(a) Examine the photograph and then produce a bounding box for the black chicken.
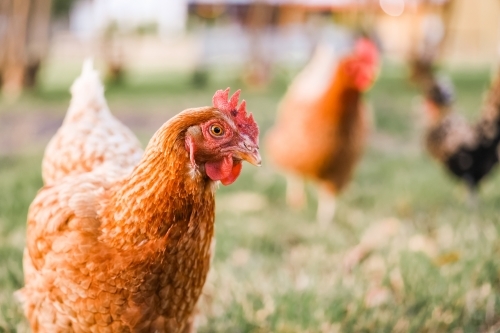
[423,71,500,202]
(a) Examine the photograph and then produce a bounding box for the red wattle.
[205,156,243,185]
[221,161,242,185]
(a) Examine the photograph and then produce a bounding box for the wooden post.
[2,0,31,99]
[25,0,53,88]
[0,0,53,99]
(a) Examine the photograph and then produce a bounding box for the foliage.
[51,0,78,18]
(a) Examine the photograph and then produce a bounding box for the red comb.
[212,88,259,143]
[355,38,379,65]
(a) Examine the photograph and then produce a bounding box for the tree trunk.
[1,0,31,99]
[25,0,53,88]
[0,0,52,99]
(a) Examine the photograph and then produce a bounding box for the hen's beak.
[234,144,261,167]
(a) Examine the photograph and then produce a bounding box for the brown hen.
[266,37,379,224]
[18,88,260,333]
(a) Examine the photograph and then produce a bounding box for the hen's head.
[423,76,455,122]
[185,88,260,185]
[342,38,379,91]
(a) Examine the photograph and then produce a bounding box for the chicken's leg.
[286,174,306,209]
[316,186,337,226]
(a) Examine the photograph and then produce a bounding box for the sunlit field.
[1,63,499,332]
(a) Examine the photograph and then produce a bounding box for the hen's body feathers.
[20,83,260,332]
[42,60,143,185]
[22,113,215,333]
[426,114,500,190]
[424,70,500,192]
[268,83,367,193]
[266,38,378,223]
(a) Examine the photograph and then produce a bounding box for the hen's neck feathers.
[292,64,363,136]
[330,64,360,93]
[99,107,218,249]
[288,44,339,102]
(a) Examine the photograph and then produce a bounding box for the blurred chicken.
[423,70,500,203]
[265,37,379,224]
[18,88,261,333]
[42,59,143,185]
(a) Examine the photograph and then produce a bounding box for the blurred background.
[2,0,500,332]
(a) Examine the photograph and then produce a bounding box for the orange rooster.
[42,59,143,185]
[18,88,260,333]
[266,37,379,224]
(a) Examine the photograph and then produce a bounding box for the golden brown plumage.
[42,59,143,185]
[265,37,379,224]
[18,87,260,333]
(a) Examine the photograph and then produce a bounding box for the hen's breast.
[22,168,216,333]
[111,190,216,332]
[266,88,366,191]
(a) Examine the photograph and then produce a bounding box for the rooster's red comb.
[212,88,259,143]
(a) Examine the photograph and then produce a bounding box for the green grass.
[1,62,500,332]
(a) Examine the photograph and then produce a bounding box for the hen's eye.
[210,124,224,137]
